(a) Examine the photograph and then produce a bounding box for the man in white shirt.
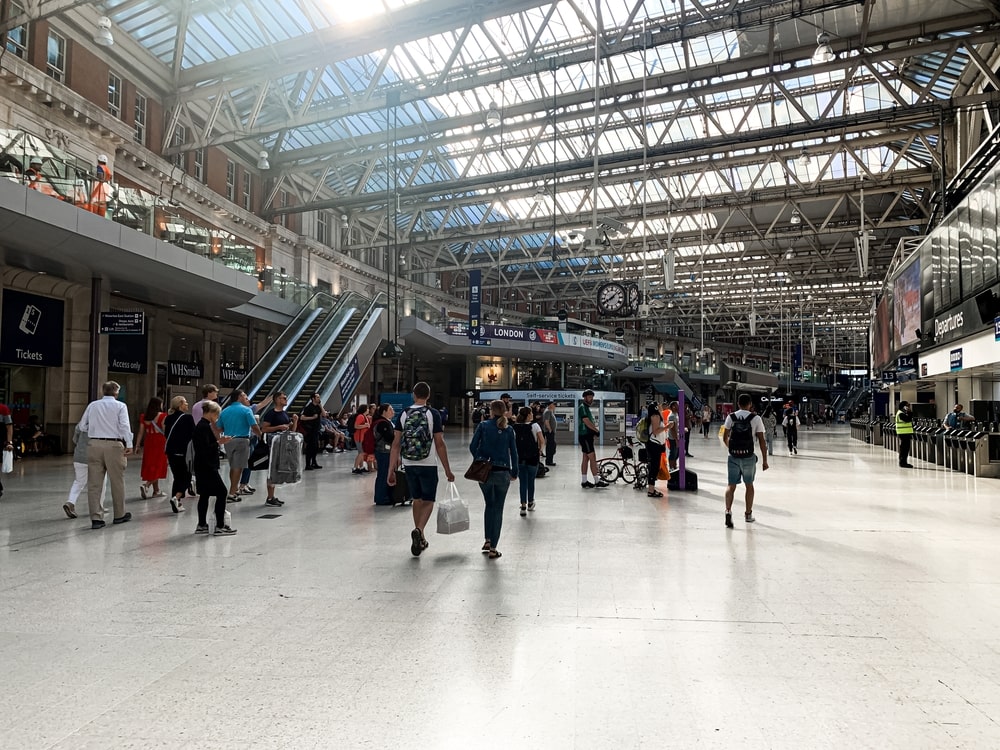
[722,393,768,529]
[79,381,134,529]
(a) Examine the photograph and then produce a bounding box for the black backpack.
[513,422,540,466]
[728,413,756,457]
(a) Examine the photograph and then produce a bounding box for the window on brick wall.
[225,160,235,201]
[242,172,251,211]
[134,92,147,145]
[107,72,122,118]
[6,3,27,58]
[46,31,66,83]
[193,148,204,182]
[170,125,186,169]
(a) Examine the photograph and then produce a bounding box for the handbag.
[436,483,470,534]
[464,459,492,483]
[2,447,12,473]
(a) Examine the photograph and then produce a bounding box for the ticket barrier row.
[940,427,997,476]
[911,422,945,466]
[853,417,1000,477]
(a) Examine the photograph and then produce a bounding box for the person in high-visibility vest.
[89,154,113,216]
[895,400,914,468]
[25,159,62,200]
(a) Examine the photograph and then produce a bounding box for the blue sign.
[950,348,963,372]
[0,289,65,367]
[882,371,897,384]
[469,338,491,347]
[468,269,481,339]
[995,315,1000,342]
[793,343,802,381]
[338,355,360,402]
[897,354,917,371]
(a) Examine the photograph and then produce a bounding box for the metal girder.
[165,9,996,156]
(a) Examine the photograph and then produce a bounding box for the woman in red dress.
[135,397,168,499]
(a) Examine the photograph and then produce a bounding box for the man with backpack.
[722,393,768,528]
[388,382,455,556]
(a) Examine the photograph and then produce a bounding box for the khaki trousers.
[88,440,126,521]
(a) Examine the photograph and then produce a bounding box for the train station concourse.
[2,0,1000,747]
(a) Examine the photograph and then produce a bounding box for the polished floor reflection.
[2,425,999,749]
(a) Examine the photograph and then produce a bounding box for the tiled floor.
[2,425,1000,749]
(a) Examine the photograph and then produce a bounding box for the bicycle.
[597,436,648,485]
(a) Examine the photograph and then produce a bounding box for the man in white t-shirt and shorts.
[388,381,455,557]
[722,393,769,528]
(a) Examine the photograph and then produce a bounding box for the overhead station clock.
[596,281,642,317]
[597,282,627,315]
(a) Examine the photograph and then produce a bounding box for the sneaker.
[139,484,149,500]
[63,502,77,519]
[527,501,536,511]
[520,504,527,517]
[265,497,282,507]
[745,513,755,523]
[792,447,797,455]
[151,491,166,498]
[214,525,237,536]
[237,485,255,495]
[410,528,424,557]
[595,479,609,488]
[226,495,241,504]
[581,481,595,489]
[725,513,734,529]
[170,497,185,513]
[194,525,210,535]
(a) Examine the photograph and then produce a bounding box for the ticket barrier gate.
[912,422,931,462]
[942,429,962,472]
[931,426,947,466]
[882,422,897,453]
[977,434,1000,478]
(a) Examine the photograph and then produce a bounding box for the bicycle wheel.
[620,462,637,484]
[598,460,620,483]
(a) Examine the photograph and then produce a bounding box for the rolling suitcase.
[391,468,411,506]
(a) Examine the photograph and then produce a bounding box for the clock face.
[625,283,640,313]
[597,282,626,315]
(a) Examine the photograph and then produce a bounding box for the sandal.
[482,540,491,553]
[647,489,664,498]
[488,549,502,559]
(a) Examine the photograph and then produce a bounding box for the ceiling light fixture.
[532,186,547,205]
[485,101,501,128]
[812,32,835,64]
[797,148,811,168]
[256,150,270,170]
[790,208,801,225]
[93,16,114,47]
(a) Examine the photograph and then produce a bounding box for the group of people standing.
[66,382,323,536]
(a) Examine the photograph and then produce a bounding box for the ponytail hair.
[490,399,508,430]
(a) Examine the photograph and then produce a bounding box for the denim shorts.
[404,465,439,502]
[727,454,757,485]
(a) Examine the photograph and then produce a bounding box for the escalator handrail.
[279,291,383,406]
[238,291,340,399]
[310,295,387,404]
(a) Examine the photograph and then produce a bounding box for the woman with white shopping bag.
[468,400,518,559]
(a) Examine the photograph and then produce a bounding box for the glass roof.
[97,0,989,348]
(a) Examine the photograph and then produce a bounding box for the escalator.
[287,308,362,413]
[254,308,329,398]
[239,290,387,414]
